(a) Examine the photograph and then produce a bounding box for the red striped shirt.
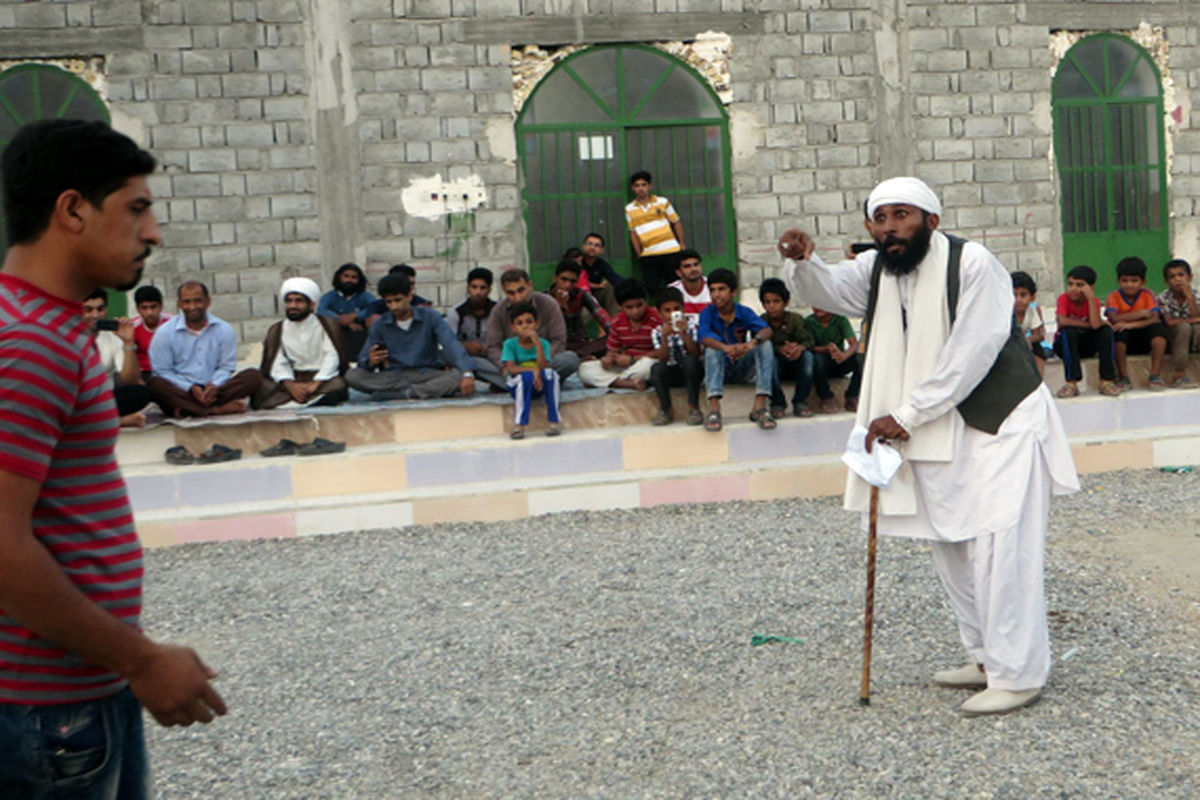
[606,308,663,358]
[0,273,142,705]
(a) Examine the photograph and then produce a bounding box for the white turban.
[866,177,942,219]
[280,277,321,305]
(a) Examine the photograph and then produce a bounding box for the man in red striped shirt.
[0,120,226,797]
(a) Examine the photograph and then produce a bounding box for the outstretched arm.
[778,229,874,318]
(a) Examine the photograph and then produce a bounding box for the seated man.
[805,307,862,413]
[131,284,170,380]
[253,278,349,409]
[359,263,433,328]
[345,272,477,400]
[82,288,151,427]
[579,232,621,315]
[545,260,610,357]
[147,281,263,417]
[445,267,502,390]
[317,262,375,360]
[698,268,777,432]
[481,268,581,388]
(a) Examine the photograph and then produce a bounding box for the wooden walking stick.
[860,484,879,706]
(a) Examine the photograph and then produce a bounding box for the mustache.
[136,248,153,262]
[882,235,907,249]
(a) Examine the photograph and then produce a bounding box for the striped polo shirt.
[625,195,682,256]
[0,273,142,705]
[606,307,663,357]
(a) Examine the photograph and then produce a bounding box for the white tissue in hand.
[841,425,903,488]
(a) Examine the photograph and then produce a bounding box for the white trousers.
[928,451,1051,691]
[577,355,656,389]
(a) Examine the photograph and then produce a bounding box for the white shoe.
[933,663,987,688]
[961,688,1041,716]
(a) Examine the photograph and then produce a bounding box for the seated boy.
[647,287,702,426]
[577,280,662,390]
[1157,258,1200,389]
[1106,256,1169,389]
[1012,270,1052,378]
[698,268,776,431]
[1053,264,1119,397]
[804,307,862,414]
[502,302,561,439]
[545,260,610,357]
[759,278,815,418]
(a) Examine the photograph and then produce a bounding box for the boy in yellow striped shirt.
[625,170,684,296]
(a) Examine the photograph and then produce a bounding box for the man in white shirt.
[667,248,712,325]
[252,278,348,409]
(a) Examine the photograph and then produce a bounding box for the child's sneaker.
[1148,374,1166,391]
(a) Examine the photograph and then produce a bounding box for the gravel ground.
[143,469,1200,799]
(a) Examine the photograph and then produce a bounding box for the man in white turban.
[778,177,1079,716]
[252,277,349,409]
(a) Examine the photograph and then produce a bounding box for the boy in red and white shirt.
[577,279,662,390]
[667,248,712,325]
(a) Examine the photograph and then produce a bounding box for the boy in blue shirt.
[502,302,562,439]
[698,268,777,431]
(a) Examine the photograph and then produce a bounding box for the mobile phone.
[671,311,684,325]
[95,319,120,331]
[849,242,877,255]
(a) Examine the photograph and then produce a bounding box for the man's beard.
[336,280,360,296]
[876,224,933,276]
[286,309,312,322]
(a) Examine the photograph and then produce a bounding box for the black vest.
[862,234,1041,435]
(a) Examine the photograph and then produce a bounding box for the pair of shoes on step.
[933,663,1041,716]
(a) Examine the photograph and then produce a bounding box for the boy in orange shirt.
[1105,256,1169,390]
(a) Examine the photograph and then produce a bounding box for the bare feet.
[211,399,248,416]
[119,411,147,428]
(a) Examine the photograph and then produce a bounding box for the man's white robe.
[782,234,1079,690]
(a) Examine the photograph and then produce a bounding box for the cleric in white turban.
[777,177,1079,716]
[252,277,350,409]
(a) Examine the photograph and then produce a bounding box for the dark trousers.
[649,354,702,411]
[252,371,348,409]
[813,352,862,400]
[113,384,151,416]
[771,350,815,408]
[147,368,263,417]
[638,253,678,298]
[1054,326,1116,382]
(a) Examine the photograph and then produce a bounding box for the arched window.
[0,64,111,261]
[1052,34,1168,294]
[516,45,735,287]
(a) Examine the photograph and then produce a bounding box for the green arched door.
[1052,34,1169,296]
[516,45,735,289]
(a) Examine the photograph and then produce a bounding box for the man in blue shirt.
[698,268,777,431]
[345,272,477,400]
[317,262,375,359]
[147,281,263,417]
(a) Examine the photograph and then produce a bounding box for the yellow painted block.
[1071,440,1154,474]
[392,405,505,442]
[292,453,407,497]
[749,465,846,500]
[623,429,729,471]
[136,521,177,548]
[412,491,529,525]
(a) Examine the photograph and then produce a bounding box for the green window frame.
[1052,34,1169,295]
[516,44,736,289]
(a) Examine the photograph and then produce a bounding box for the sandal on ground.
[546,424,561,437]
[1055,383,1080,398]
[164,445,195,465]
[510,427,525,440]
[197,443,242,464]
[770,405,787,419]
[651,410,671,426]
[298,437,346,456]
[260,438,300,457]
[1148,374,1166,391]
[1099,381,1122,397]
[749,408,777,430]
[794,404,814,418]
[820,397,840,414]
[686,408,704,426]
[704,410,722,432]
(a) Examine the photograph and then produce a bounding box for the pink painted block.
[176,513,297,544]
[640,475,750,508]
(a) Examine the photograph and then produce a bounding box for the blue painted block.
[728,417,853,461]
[176,464,292,507]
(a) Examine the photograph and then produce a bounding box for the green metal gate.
[516,45,735,289]
[1052,34,1169,296]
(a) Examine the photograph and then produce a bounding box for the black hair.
[758,277,790,304]
[1116,256,1147,279]
[707,268,738,292]
[676,248,702,267]
[84,288,108,304]
[629,170,652,186]
[657,287,684,308]
[1011,271,1037,294]
[554,260,582,277]
[1066,265,1097,286]
[389,263,417,278]
[2,119,157,246]
[1163,258,1192,279]
[561,247,583,262]
[614,279,647,305]
[508,301,537,323]
[583,232,605,246]
[134,285,163,305]
[333,262,367,290]
[467,267,493,286]
[178,280,210,299]
[378,272,413,298]
[500,268,531,286]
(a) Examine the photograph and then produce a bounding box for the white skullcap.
[280,277,321,305]
[866,177,942,219]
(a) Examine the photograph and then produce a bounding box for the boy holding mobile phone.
[647,287,702,425]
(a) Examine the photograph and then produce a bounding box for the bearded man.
[778,177,1079,716]
[317,262,375,358]
[253,278,349,409]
